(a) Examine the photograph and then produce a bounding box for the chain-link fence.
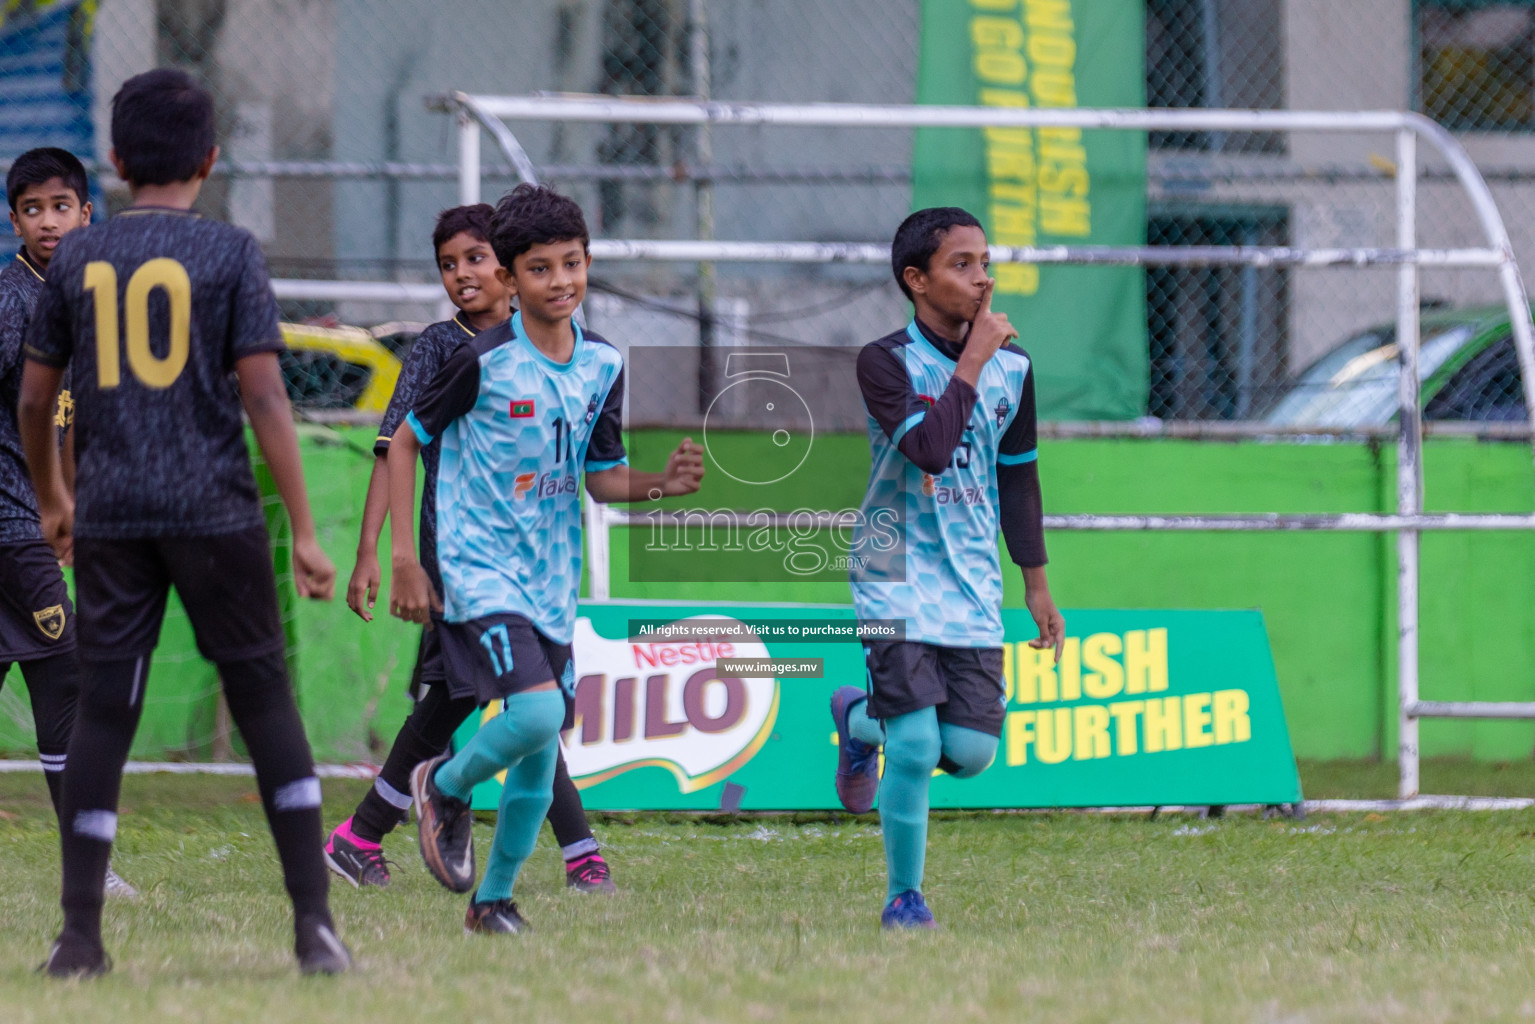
[5,0,1535,425]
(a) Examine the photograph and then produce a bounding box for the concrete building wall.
[330,0,915,262]
[90,0,335,271]
[326,0,913,341]
[90,0,156,175]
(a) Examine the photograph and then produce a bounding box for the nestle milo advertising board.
[456,602,1301,811]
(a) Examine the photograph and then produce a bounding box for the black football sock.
[20,652,80,821]
[351,684,476,844]
[219,652,330,923]
[59,656,146,943]
[547,747,598,859]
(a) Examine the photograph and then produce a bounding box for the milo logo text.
[561,618,780,792]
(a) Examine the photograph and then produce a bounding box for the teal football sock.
[475,730,560,903]
[434,689,565,805]
[878,708,942,903]
[938,723,998,778]
[846,694,885,749]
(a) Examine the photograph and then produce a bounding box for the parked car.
[278,322,409,413]
[1264,306,1529,427]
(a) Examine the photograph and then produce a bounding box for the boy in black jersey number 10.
[20,69,350,977]
[832,208,1064,929]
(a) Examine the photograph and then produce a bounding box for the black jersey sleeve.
[377,323,457,456]
[406,341,482,444]
[23,269,72,369]
[585,365,627,470]
[227,234,285,366]
[997,358,1046,568]
[856,342,978,476]
[0,277,29,374]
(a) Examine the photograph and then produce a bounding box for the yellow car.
[278,322,406,413]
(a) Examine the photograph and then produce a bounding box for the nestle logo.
[632,641,735,668]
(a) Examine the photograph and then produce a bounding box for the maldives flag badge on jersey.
[510,399,536,418]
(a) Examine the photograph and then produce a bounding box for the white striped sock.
[274,777,322,811]
[373,776,412,810]
[561,837,599,861]
[74,810,117,842]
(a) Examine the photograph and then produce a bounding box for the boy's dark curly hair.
[431,203,494,256]
[890,207,984,301]
[489,183,590,269]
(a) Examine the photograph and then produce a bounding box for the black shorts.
[407,624,446,699]
[73,526,285,663]
[437,613,573,707]
[0,540,76,661]
[863,641,1006,737]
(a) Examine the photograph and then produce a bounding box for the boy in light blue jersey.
[325,204,618,896]
[832,207,1066,930]
[389,184,703,934]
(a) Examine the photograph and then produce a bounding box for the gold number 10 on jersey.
[82,258,191,389]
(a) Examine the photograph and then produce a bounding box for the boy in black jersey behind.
[325,204,617,894]
[3,147,135,899]
[20,69,350,977]
[1,148,89,807]
[0,150,92,842]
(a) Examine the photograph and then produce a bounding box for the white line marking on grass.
[0,762,1529,813]
[0,760,378,778]
[1307,797,1535,811]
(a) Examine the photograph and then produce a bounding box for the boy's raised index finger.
[979,276,995,315]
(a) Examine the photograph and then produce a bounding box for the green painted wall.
[3,428,1533,763]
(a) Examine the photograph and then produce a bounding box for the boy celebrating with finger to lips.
[832,207,1065,930]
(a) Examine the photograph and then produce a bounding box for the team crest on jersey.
[33,605,65,641]
[54,390,74,429]
[510,399,535,418]
[916,393,936,410]
[994,396,1011,427]
[585,392,599,424]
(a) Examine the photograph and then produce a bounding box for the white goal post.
[439,92,1535,805]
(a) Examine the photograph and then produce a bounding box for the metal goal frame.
[436,93,1535,804]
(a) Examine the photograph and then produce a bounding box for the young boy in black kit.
[1,146,135,898]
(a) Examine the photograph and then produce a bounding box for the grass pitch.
[5,772,1535,1023]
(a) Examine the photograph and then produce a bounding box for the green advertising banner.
[458,603,1302,811]
[912,0,1148,419]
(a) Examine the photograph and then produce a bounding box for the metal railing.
[436,94,1535,805]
